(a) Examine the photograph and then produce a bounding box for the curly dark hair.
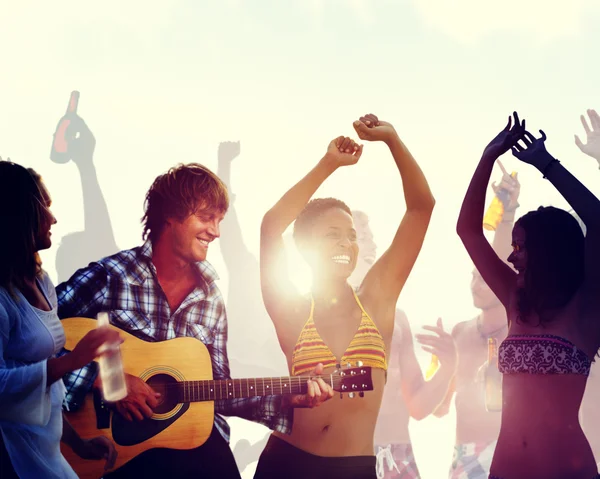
[292,197,353,246]
[515,206,585,325]
[0,160,46,293]
[142,163,229,243]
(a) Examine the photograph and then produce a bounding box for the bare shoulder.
[270,295,312,355]
[451,317,477,342]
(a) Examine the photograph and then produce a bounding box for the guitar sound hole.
[146,374,182,415]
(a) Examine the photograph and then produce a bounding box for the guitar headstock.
[332,363,373,397]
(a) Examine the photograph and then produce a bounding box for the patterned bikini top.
[291,290,387,376]
[498,334,591,376]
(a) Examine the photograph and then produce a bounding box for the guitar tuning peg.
[359,392,364,398]
[356,361,363,367]
[349,392,355,399]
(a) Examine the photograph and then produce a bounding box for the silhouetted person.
[457,111,600,479]
[53,116,118,283]
[217,141,287,379]
[349,210,456,479]
[217,141,289,474]
[434,165,520,478]
[575,108,600,469]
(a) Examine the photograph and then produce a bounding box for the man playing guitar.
[56,163,333,478]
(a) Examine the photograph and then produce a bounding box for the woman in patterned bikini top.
[457,111,600,479]
[498,334,592,376]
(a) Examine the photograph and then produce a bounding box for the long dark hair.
[516,206,585,325]
[0,160,46,293]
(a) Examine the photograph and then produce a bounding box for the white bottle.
[97,312,127,402]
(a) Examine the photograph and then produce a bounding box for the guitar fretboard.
[177,375,334,402]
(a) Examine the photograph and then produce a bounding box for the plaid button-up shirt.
[56,240,292,442]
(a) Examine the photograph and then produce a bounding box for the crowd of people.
[1,105,600,479]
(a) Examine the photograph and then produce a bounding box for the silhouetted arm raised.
[457,113,523,309]
[217,141,253,270]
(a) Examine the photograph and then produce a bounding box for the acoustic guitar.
[60,317,374,478]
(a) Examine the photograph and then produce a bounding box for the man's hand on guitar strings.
[111,374,161,421]
[283,363,334,409]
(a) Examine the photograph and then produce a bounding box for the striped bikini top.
[291,289,387,376]
[498,334,591,376]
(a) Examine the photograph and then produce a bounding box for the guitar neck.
[177,375,331,402]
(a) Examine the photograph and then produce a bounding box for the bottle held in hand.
[50,91,80,164]
[483,171,517,231]
[484,337,502,412]
[97,312,127,402]
[425,354,439,380]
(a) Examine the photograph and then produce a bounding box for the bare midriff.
[490,374,597,479]
[273,367,386,457]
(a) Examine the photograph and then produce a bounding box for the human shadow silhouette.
[50,94,118,282]
[217,141,288,474]
[217,140,287,379]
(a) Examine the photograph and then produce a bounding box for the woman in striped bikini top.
[257,114,435,477]
[291,290,388,376]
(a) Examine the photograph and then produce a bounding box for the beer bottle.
[484,337,502,412]
[483,171,517,231]
[425,354,439,380]
[50,91,80,164]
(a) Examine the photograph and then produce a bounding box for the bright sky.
[3,1,600,477]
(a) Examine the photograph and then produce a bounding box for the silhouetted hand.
[511,129,556,171]
[492,160,520,210]
[575,109,600,162]
[65,116,96,164]
[283,363,334,408]
[483,112,525,160]
[72,436,118,472]
[218,141,241,162]
[321,136,363,169]
[353,113,397,144]
[416,318,457,373]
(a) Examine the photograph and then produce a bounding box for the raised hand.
[575,109,600,162]
[323,136,363,169]
[415,318,457,372]
[483,112,525,160]
[511,129,555,171]
[65,116,96,164]
[218,141,241,162]
[492,160,520,210]
[352,113,397,144]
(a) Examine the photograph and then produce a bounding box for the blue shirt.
[0,273,77,478]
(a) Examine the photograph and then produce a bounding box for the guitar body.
[60,318,214,479]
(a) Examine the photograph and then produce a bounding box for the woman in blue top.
[0,160,121,478]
